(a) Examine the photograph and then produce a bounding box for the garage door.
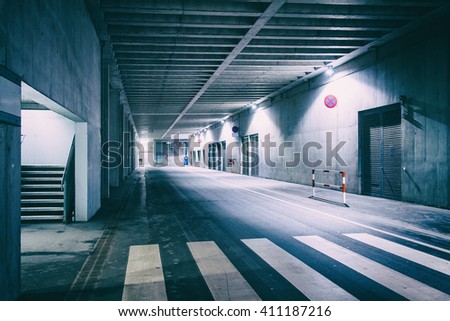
[361,104,402,200]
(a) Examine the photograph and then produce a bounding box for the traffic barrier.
[311,169,348,206]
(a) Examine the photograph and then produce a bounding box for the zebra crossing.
[187,241,261,301]
[242,238,356,301]
[295,236,449,301]
[122,245,167,301]
[122,233,450,301]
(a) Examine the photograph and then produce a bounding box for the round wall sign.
[324,95,338,108]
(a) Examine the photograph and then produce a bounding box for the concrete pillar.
[109,90,122,187]
[0,73,21,300]
[75,122,89,221]
[122,112,129,179]
[119,107,126,181]
[100,49,110,199]
[147,140,155,167]
[447,38,450,208]
[122,118,134,176]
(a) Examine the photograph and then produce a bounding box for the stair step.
[22,171,64,177]
[21,207,64,213]
[22,177,62,183]
[22,184,62,190]
[22,165,65,170]
[21,165,67,223]
[21,191,64,198]
[21,200,64,208]
[21,215,64,221]
[21,199,64,204]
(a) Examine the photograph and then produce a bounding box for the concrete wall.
[21,110,75,165]
[103,85,138,187]
[190,17,450,208]
[0,75,21,300]
[0,0,102,219]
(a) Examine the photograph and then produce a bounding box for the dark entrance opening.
[360,104,402,200]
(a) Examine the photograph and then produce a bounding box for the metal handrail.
[61,136,75,191]
[62,136,76,223]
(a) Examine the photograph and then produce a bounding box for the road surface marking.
[122,245,167,301]
[187,241,260,301]
[210,175,450,255]
[345,233,450,276]
[242,238,357,301]
[295,235,450,301]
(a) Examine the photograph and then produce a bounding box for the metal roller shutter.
[361,105,402,200]
[250,134,259,177]
[382,109,402,199]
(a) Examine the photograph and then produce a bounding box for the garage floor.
[20,166,450,301]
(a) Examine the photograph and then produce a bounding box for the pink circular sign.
[324,95,338,108]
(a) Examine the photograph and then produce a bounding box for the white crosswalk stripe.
[294,235,450,301]
[122,244,167,301]
[187,241,261,301]
[345,233,450,276]
[242,238,357,301]
[122,235,450,301]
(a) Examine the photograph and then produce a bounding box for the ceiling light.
[251,104,257,110]
[326,65,335,76]
[221,119,225,124]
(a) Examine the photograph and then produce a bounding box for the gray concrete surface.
[19,171,138,300]
[19,167,450,301]
[189,17,450,209]
[0,76,21,300]
[1,0,103,220]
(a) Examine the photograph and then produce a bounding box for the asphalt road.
[80,166,450,301]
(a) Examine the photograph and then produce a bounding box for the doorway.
[360,104,402,200]
[241,134,259,176]
[206,142,227,171]
[21,82,89,221]
[220,141,226,171]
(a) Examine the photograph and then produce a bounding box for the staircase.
[21,165,65,221]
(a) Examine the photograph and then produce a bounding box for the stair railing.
[62,136,75,223]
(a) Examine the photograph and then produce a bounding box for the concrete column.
[100,49,110,199]
[75,122,89,221]
[0,74,21,300]
[119,107,126,180]
[447,38,450,208]
[147,140,155,167]
[122,118,133,176]
[122,113,130,179]
[109,90,122,187]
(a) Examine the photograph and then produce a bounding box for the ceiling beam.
[281,0,447,6]
[101,8,261,17]
[161,0,286,139]
[247,2,450,113]
[133,113,230,116]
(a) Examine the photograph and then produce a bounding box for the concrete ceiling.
[94,0,449,140]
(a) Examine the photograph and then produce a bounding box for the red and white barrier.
[312,169,348,206]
